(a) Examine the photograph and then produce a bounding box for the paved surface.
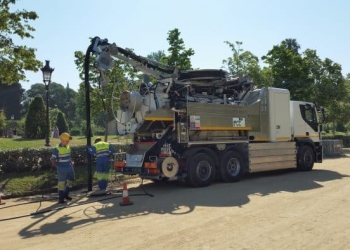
[1,155,350,250]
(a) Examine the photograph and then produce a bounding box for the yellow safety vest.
[94,141,110,158]
[56,145,71,163]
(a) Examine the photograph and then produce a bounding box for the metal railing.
[322,139,343,157]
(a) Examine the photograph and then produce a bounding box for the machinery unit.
[88,37,324,187]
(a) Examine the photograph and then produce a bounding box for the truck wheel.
[219,150,244,182]
[186,152,216,187]
[297,145,314,171]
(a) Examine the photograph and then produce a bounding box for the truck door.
[299,103,319,140]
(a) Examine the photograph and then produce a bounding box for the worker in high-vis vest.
[50,132,75,204]
[88,137,115,191]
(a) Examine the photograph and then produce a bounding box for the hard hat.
[60,132,71,141]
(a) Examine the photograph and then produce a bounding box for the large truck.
[89,37,324,187]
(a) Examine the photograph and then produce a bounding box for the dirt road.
[1,155,350,250]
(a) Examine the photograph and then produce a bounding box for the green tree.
[74,47,133,139]
[49,108,61,128]
[161,28,195,70]
[0,110,7,136]
[222,41,262,85]
[56,111,69,134]
[259,67,274,88]
[262,38,313,100]
[24,96,46,139]
[0,82,24,119]
[147,50,166,62]
[21,82,77,118]
[315,59,350,135]
[0,0,41,84]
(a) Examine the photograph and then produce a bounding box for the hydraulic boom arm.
[90,36,179,84]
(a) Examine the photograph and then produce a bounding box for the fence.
[322,139,343,157]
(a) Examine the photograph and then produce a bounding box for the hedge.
[0,144,129,174]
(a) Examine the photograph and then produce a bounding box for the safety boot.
[64,187,72,201]
[58,190,66,204]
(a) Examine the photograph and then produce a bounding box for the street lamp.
[11,115,14,138]
[41,60,54,147]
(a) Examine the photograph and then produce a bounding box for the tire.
[297,145,314,171]
[186,152,216,187]
[219,150,244,182]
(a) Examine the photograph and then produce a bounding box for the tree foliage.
[147,50,166,62]
[0,109,6,130]
[21,82,77,123]
[161,28,195,70]
[0,0,41,84]
[56,111,69,134]
[260,38,350,132]
[0,82,24,119]
[24,96,46,139]
[262,38,313,100]
[315,58,350,134]
[74,46,132,139]
[222,41,263,85]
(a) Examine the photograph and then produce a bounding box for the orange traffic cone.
[119,182,133,206]
[0,192,5,205]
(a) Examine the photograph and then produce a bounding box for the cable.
[0,180,154,222]
[0,194,119,222]
[36,166,56,212]
[0,197,57,210]
[139,178,154,197]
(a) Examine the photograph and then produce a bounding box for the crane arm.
[90,36,179,82]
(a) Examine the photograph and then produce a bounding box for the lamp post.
[41,60,54,147]
[11,115,14,138]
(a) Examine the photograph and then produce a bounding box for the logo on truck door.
[233,117,245,127]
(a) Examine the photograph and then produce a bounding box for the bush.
[14,119,25,137]
[92,124,105,136]
[79,121,105,137]
[70,127,81,136]
[0,144,129,174]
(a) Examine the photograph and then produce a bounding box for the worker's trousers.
[57,165,75,201]
[95,159,110,190]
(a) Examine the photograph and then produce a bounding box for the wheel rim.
[196,160,212,181]
[227,158,240,176]
[304,150,313,167]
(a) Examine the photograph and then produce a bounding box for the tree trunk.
[332,121,336,136]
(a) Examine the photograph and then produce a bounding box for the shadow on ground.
[13,167,349,238]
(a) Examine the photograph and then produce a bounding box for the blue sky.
[14,0,350,91]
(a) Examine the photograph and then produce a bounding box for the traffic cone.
[119,182,133,206]
[0,192,5,205]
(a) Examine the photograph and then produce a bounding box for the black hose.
[85,38,95,192]
[0,194,119,222]
[0,180,154,222]
[139,178,154,197]
[0,197,57,210]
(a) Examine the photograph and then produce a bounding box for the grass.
[0,165,94,196]
[0,164,131,197]
[0,135,132,197]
